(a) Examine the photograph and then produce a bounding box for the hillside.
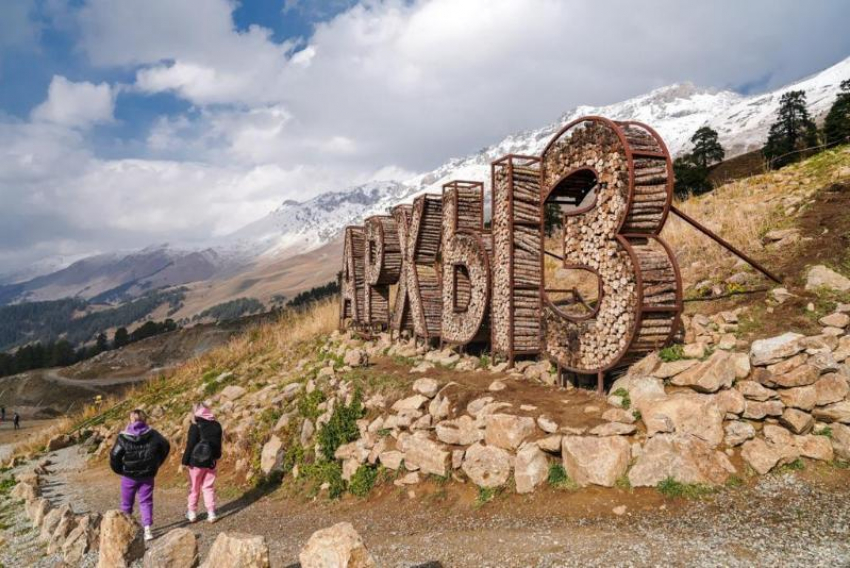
[2,148,849,566]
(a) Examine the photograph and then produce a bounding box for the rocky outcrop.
[200,533,270,568]
[63,514,101,566]
[514,445,549,494]
[461,443,512,488]
[299,522,376,568]
[642,393,724,447]
[561,435,629,487]
[484,414,536,450]
[628,434,735,487]
[144,528,198,568]
[98,510,144,568]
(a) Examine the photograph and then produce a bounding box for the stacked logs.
[364,215,401,329]
[441,181,491,344]
[391,204,415,334]
[340,226,366,326]
[539,117,681,373]
[491,156,543,361]
[410,195,444,340]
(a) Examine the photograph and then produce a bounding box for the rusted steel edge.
[670,205,782,284]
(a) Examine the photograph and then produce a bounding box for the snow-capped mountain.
[233,56,850,261]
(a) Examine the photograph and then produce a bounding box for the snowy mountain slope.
[233,56,850,262]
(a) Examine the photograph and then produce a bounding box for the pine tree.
[95,332,108,353]
[544,203,563,237]
[763,90,819,168]
[823,79,850,146]
[690,127,725,169]
[113,327,129,349]
[673,154,710,199]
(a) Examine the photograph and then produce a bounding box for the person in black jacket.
[110,409,170,541]
[181,403,222,523]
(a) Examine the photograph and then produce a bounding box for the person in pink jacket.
[180,403,222,523]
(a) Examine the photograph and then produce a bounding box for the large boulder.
[484,414,536,450]
[40,504,72,542]
[514,445,549,494]
[47,508,78,554]
[812,401,850,423]
[749,333,804,366]
[806,265,850,292]
[777,385,817,410]
[770,365,819,388]
[98,510,144,568]
[412,378,439,398]
[814,373,850,405]
[343,349,369,368]
[628,434,735,487]
[724,420,755,446]
[642,393,724,447]
[435,416,483,446]
[669,351,735,393]
[736,381,777,401]
[144,528,198,568]
[200,533,270,568]
[63,514,101,566]
[391,395,429,412]
[743,399,784,420]
[260,435,284,475]
[780,408,814,434]
[610,375,666,412]
[399,435,450,477]
[299,522,376,568]
[831,423,850,460]
[561,435,630,487]
[461,443,512,488]
[741,438,782,475]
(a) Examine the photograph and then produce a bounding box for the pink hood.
[194,406,215,421]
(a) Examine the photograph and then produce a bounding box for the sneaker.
[186,511,197,523]
[143,526,153,541]
[207,511,217,524]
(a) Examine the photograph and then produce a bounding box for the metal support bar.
[544,250,564,262]
[670,205,782,284]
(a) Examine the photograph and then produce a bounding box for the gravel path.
[3,448,849,567]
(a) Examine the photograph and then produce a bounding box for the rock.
[394,472,420,486]
[780,408,814,434]
[669,351,735,393]
[731,352,752,379]
[399,435,450,477]
[611,375,666,413]
[537,435,562,453]
[435,416,483,446]
[220,385,247,401]
[736,381,777,401]
[762,424,801,466]
[612,505,628,516]
[717,334,737,350]
[831,423,850,460]
[561,435,630,487]
[653,359,698,379]
[743,399,784,420]
[750,332,804,366]
[835,337,850,362]
[41,504,71,542]
[589,422,637,436]
[488,380,507,392]
[628,434,735,487]
[642,393,724,447]
[46,434,73,452]
[317,367,335,379]
[98,510,144,568]
[378,451,403,470]
[461,443,513,488]
[771,287,794,304]
[260,435,284,475]
[466,396,494,416]
[484,414,537,451]
[715,388,745,416]
[11,481,38,502]
[683,343,706,359]
[820,312,850,328]
[771,364,819,388]
[27,497,50,527]
[343,349,369,368]
[412,378,439,398]
[809,352,840,374]
[742,438,783,474]
[63,514,100,565]
[812,401,850,423]
[777,385,817,410]
[724,421,755,446]
[144,528,198,568]
[410,361,435,373]
[601,408,636,424]
[514,445,549,494]
[201,532,270,568]
[299,522,376,568]
[806,265,850,292]
[452,449,464,469]
[763,228,799,242]
[428,395,451,421]
[796,434,834,461]
[47,508,77,553]
[392,395,429,412]
[300,419,315,447]
[282,382,302,401]
[814,373,850,405]
[536,415,559,433]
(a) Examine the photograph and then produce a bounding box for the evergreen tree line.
[674,79,850,199]
[192,297,266,322]
[287,280,340,309]
[0,318,178,378]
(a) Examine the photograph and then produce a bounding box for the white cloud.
[31,75,115,128]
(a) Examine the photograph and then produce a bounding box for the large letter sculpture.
[539,117,682,375]
[391,195,443,341]
[441,181,491,345]
[340,226,366,327]
[363,215,401,329]
[491,155,544,363]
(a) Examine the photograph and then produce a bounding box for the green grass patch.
[656,477,715,499]
[349,465,379,497]
[776,458,805,473]
[725,475,744,488]
[0,477,16,496]
[316,389,364,461]
[658,344,684,362]
[611,388,631,410]
[297,389,327,421]
[302,461,346,499]
[547,464,578,490]
[475,486,496,506]
[815,427,833,439]
[391,355,418,367]
[615,474,632,491]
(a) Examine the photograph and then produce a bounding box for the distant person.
[109,409,170,541]
[181,403,222,523]
[12,412,19,430]
[1,406,5,422]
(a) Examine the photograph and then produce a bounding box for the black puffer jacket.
[181,418,223,468]
[110,424,171,479]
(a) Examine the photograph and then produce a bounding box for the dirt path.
[57,456,850,567]
[42,368,154,389]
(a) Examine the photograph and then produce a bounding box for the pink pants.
[187,466,216,513]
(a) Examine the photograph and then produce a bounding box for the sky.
[1,0,849,273]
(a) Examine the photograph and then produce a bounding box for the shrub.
[611,388,631,410]
[547,464,578,490]
[659,344,684,362]
[298,389,327,421]
[656,477,715,499]
[317,390,364,461]
[476,486,496,506]
[349,465,378,497]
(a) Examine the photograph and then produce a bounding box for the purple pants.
[120,476,154,527]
